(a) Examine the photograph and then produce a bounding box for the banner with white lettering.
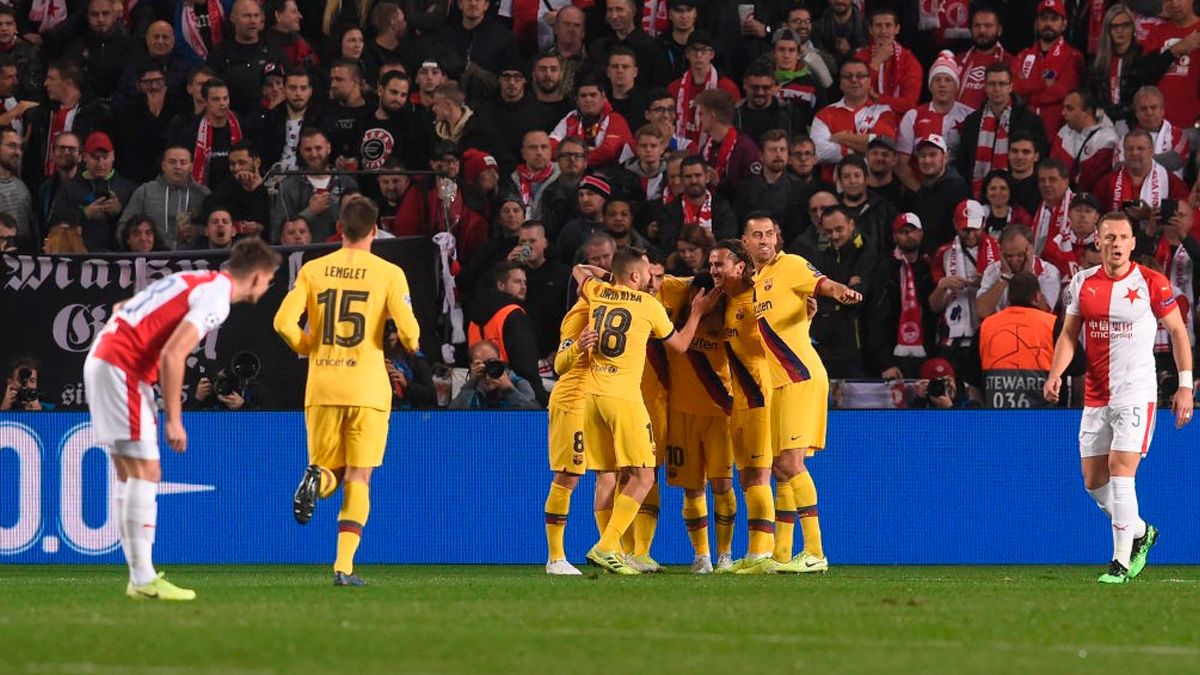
[984,369,1049,409]
[0,239,440,409]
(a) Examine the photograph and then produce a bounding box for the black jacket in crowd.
[864,253,938,378]
[795,231,877,378]
[914,167,972,254]
[955,99,1050,188]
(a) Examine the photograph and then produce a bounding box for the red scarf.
[1108,53,1125,105]
[181,0,225,61]
[1155,236,1195,343]
[676,66,718,145]
[1111,162,1168,210]
[44,104,77,176]
[702,126,737,185]
[193,113,243,185]
[868,42,906,98]
[682,191,713,231]
[516,163,553,216]
[641,0,668,37]
[564,101,613,147]
[917,0,969,43]
[894,248,926,357]
[1020,37,1067,83]
[1034,189,1072,254]
[971,104,1010,195]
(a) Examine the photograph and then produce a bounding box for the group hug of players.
[542,212,863,576]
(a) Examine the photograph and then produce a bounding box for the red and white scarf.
[917,0,969,42]
[43,104,78,177]
[894,248,927,357]
[1155,236,1195,346]
[1111,162,1168,210]
[682,191,713,231]
[942,234,999,339]
[182,0,225,61]
[638,170,665,201]
[971,104,1010,195]
[193,113,243,185]
[868,42,906,98]
[29,0,68,32]
[676,66,718,145]
[702,126,738,185]
[516,163,554,218]
[641,0,669,37]
[563,101,614,148]
[1020,36,1067,82]
[1108,53,1126,105]
[1033,188,1073,255]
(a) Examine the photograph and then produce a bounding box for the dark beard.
[898,240,920,253]
[973,35,998,51]
[1039,28,1059,44]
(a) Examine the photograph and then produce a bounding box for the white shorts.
[83,356,160,460]
[1078,403,1157,458]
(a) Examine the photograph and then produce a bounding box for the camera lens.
[484,360,506,379]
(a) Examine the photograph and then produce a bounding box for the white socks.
[1086,482,1113,518]
[124,478,159,586]
[1109,476,1146,568]
[112,479,133,576]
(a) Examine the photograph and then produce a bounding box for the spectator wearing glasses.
[1086,4,1142,126]
[811,59,898,182]
[642,90,690,152]
[787,189,838,253]
[114,63,180,185]
[537,136,588,239]
[37,132,81,227]
[782,5,836,91]
[735,58,811,145]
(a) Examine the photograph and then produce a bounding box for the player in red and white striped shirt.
[1044,212,1193,584]
[84,238,280,600]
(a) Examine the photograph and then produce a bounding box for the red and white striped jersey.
[1066,263,1178,407]
[811,98,898,165]
[92,270,233,383]
[896,101,974,156]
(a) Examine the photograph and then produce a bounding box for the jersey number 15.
[316,289,370,347]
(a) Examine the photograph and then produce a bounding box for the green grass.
[2,565,1199,674]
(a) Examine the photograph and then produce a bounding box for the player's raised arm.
[814,277,863,305]
[159,321,202,453]
[663,288,718,353]
[386,271,421,354]
[1043,313,1082,404]
[273,268,312,356]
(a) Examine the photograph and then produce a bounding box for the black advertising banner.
[0,238,440,409]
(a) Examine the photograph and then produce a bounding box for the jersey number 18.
[591,305,632,357]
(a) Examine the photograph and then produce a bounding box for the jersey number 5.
[316,289,370,347]
[591,306,632,357]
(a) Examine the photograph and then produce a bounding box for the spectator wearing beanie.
[895,50,974,192]
[462,148,501,225]
[554,173,610,263]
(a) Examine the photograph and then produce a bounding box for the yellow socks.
[633,482,660,556]
[790,470,823,558]
[598,494,641,552]
[334,480,370,574]
[594,508,612,538]
[744,484,776,556]
[544,482,573,561]
[620,525,635,555]
[682,493,709,556]
[713,489,736,556]
[773,481,795,562]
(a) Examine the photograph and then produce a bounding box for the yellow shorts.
[305,405,389,469]
[770,378,828,456]
[665,408,733,490]
[548,404,587,475]
[730,405,773,470]
[584,394,655,470]
[646,392,668,466]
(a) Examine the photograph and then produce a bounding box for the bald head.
[146,21,175,56]
[231,0,263,42]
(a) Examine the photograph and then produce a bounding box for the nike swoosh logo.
[805,560,823,568]
[790,435,802,441]
[750,454,763,459]
[135,588,158,598]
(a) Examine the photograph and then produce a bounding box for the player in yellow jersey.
[273,196,421,587]
[741,213,861,574]
[626,258,669,573]
[707,239,779,574]
[542,297,598,575]
[659,273,737,573]
[574,249,717,574]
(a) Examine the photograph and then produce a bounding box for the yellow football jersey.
[581,277,676,401]
[273,247,420,410]
[549,298,590,412]
[723,287,770,410]
[752,253,827,388]
[660,276,733,417]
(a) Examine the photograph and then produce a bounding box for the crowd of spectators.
[1,0,1199,409]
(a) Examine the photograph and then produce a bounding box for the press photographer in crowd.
[450,340,539,410]
[1,356,53,411]
[190,351,274,410]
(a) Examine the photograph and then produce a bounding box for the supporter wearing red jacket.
[1012,0,1084,138]
[955,6,1014,111]
[549,76,633,169]
[854,7,922,116]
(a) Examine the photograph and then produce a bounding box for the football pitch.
[2,565,1198,674]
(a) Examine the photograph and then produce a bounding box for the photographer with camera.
[450,340,539,410]
[911,357,977,410]
[190,351,270,410]
[1,356,52,411]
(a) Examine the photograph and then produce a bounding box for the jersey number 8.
[316,289,370,347]
[591,306,632,357]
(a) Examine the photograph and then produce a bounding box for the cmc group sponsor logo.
[0,421,214,557]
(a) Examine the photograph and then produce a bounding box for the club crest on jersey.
[763,278,773,291]
[1041,69,1057,80]
[735,308,744,320]
[360,129,395,169]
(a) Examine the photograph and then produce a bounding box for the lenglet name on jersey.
[598,287,642,302]
[325,265,369,280]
